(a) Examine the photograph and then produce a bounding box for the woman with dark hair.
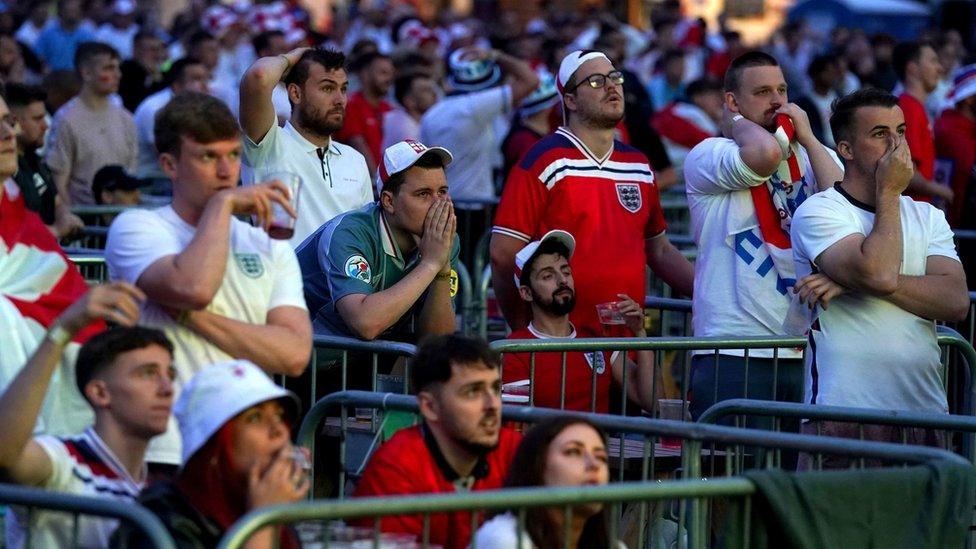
[472,416,623,549]
[112,360,310,548]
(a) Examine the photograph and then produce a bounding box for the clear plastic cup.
[596,301,627,325]
[261,171,301,240]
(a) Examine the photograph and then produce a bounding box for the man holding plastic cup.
[501,230,657,414]
[105,92,312,469]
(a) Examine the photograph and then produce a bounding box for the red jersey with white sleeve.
[502,323,617,413]
[493,127,667,333]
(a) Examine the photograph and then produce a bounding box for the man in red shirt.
[491,49,694,334]
[353,334,521,549]
[335,51,395,179]
[502,230,657,414]
[893,40,953,204]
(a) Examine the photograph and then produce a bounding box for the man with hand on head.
[240,47,374,246]
[297,139,459,343]
[0,282,176,548]
[354,334,521,549]
[682,51,844,420]
[503,230,658,414]
[105,92,312,469]
[791,89,968,441]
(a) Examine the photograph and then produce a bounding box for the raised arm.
[777,103,843,191]
[240,47,309,143]
[136,182,294,310]
[612,294,659,412]
[493,50,540,105]
[337,200,456,340]
[724,106,782,178]
[0,283,144,486]
[490,232,530,331]
[415,203,458,341]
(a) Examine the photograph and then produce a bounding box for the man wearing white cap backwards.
[296,139,459,342]
[492,49,694,334]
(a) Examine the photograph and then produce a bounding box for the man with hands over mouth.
[297,139,460,343]
[790,89,968,432]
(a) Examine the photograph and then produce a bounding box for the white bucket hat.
[175,359,300,465]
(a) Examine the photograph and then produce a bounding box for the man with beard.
[492,49,694,334]
[354,334,521,549]
[240,47,373,247]
[502,230,656,413]
[682,51,843,420]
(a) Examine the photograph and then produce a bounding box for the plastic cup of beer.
[658,399,690,449]
[263,171,301,240]
[596,301,626,335]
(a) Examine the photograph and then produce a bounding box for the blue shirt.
[35,22,95,71]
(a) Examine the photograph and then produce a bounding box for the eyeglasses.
[567,70,625,92]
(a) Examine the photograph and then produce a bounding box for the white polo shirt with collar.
[242,120,374,247]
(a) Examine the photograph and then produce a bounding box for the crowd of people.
[0,0,974,546]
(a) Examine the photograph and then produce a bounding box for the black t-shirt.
[13,151,57,225]
[119,59,165,112]
[111,481,222,549]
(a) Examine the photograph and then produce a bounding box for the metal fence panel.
[0,483,175,549]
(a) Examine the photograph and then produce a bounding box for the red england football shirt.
[493,127,667,334]
[352,425,521,549]
[899,93,935,202]
[334,92,393,166]
[503,324,615,413]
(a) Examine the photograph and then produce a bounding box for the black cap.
[92,165,147,204]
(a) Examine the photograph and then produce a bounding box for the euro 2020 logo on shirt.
[615,183,642,213]
[345,255,372,283]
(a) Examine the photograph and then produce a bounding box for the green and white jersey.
[296,202,460,339]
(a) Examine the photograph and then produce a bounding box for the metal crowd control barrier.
[284,390,966,549]
[68,253,109,284]
[487,328,975,419]
[645,296,692,337]
[296,390,966,502]
[698,399,976,466]
[0,482,175,549]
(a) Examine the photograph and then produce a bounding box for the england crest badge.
[234,253,265,278]
[616,183,642,213]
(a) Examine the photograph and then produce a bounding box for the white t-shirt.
[684,137,829,358]
[132,87,172,179]
[242,121,373,247]
[6,428,144,549]
[94,23,138,59]
[790,185,958,413]
[419,86,512,203]
[105,206,307,463]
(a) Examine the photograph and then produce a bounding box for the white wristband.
[731,114,745,124]
[46,325,72,347]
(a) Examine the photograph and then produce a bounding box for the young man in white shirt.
[0,282,174,548]
[790,88,968,446]
[105,92,312,466]
[683,51,843,420]
[239,47,373,246]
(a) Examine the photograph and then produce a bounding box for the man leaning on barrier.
[352,334,522,549]
[0,282,175,548]
[790,88,969,451]
[297,138,460,344]
[502,229,658,414]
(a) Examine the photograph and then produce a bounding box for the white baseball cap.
[513,230,576,285]
[377,139,453,191]
[556,50,612,95]
[175,359,300,465]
